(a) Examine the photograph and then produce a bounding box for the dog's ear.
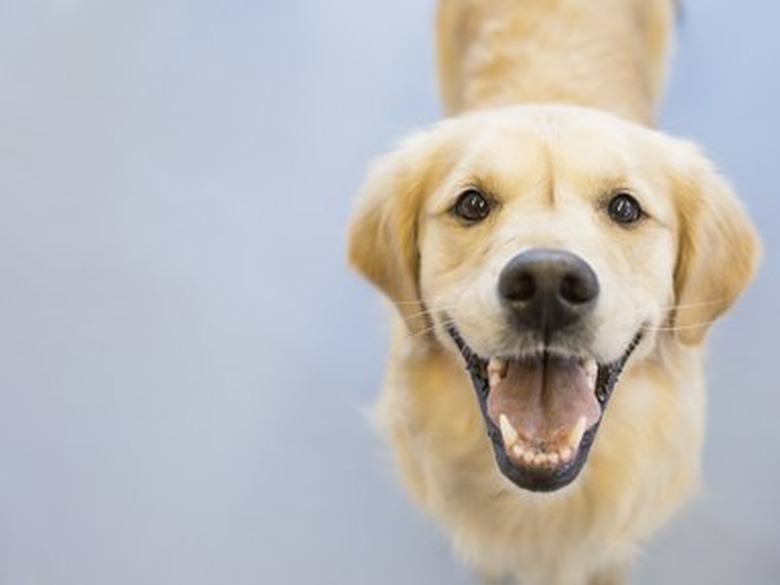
[669,141,761,345]
[348,131,449,334]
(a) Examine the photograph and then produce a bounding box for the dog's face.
[350,105,759,492]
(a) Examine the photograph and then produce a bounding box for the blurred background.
[0,1,777,584]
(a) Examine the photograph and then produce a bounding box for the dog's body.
[349,2,760,584]
[436,0,673,121]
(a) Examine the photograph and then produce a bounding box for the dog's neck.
[437,0,675,124]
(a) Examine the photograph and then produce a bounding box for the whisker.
[666,298,724,310]
[617,298,725,317]
[391,297,456,306]
[641,319,719,332]
[392,295,725,311]
[403,319,453,342]
[389,289,727,336]
[399,302,462,324]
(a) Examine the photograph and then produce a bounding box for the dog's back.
[436,0,676,122]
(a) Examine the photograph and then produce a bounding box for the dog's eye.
[453,189,491,223]
[607,193,643,224]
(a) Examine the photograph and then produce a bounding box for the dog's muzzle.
[445,249,642,492]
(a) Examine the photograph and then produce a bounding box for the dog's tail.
[436,0,677,121]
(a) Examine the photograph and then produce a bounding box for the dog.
[348,1,761,583]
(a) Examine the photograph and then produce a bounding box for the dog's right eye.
[607,192,643,225]
[452,189,491,223]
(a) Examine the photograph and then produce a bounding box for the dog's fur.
[348,1,760,584]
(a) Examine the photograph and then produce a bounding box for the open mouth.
[447,325,642,492]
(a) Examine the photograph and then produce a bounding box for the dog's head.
[349,105,760,492]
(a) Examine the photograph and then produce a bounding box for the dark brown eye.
[607,193,643,224]
[453,189,491,223]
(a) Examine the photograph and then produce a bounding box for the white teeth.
[499,414,519,447]
[487,357,508,378]
[503,416,590,468]
[568,416,587,450]
[584,359,598,389]
[559,446,574,463]
[509,447,561,468]
[488,358,508,388]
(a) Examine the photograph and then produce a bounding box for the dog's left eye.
[452,189,491,223]
[607,193,643,225]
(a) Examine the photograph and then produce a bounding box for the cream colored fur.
[348,2,760,584]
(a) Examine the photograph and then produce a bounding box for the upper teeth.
[583,359,598,389]
[488,357,508,377]
[488,358,508,389]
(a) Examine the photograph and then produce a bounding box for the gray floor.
[0,1,778,584]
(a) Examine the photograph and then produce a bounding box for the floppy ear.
[348,131,448,334]
[670,142,761,345]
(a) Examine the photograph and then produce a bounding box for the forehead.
[452,110,653,187]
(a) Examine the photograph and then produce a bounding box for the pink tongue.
[486,355,600,445]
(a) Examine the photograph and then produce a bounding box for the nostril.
[503,271,536,302]
[559,272,598,305]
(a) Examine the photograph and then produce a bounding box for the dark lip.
[446,325,643,492]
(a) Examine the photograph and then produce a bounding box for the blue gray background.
[0,1,777,584]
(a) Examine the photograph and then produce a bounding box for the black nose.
[498,249,599,336]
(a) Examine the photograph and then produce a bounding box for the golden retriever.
[348,1,761,584]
